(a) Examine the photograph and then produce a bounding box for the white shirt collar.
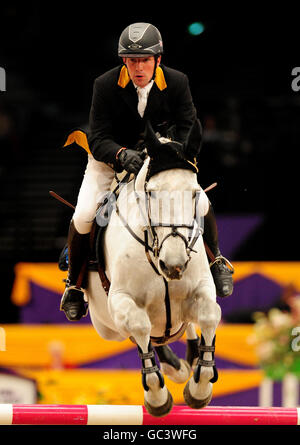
[134,80,154,95]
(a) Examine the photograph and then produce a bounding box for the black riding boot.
[203,204,234,297]
[60,221,90,321]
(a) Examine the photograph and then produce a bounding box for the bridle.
[138,181,203,263]
[115,160,203,277]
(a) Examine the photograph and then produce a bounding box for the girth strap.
[150,322,187,346]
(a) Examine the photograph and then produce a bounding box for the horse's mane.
[147,147,197,179]
[146,147,198,179]
[144,120,200,180]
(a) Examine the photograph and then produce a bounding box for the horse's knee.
[186,296,221,330]
[128,317,152,340]
[200,304,221,331]
[109,294,151,340]
[196,296,221,326]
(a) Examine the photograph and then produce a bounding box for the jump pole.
[0,405,299,425]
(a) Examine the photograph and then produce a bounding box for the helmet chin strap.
[122,55,161,86]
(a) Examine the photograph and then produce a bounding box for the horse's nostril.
[159,260,184,280]
[159,260,167,272]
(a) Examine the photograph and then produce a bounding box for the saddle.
[58,199,112,293]
[58,176,131,294]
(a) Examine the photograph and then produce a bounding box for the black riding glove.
[118,149,144,175]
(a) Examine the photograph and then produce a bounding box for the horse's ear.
[144,120,161,156]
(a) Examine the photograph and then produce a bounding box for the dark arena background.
[0,3,299,426]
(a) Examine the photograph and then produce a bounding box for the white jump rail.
[0,405,299,425]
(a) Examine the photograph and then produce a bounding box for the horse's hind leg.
[155,344,191,384]
[154,323,199,384]
[109,292,173,417]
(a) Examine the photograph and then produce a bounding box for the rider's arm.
[168,72,203,159]
[88,76,123,169]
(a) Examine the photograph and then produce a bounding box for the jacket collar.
[118,65,167,91]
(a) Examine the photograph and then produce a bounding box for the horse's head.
[136,121,203,281]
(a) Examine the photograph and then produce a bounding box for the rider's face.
[123,56,161,88]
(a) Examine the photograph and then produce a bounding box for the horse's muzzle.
[159,259,188,280]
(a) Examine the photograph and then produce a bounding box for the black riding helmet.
[118,22,163,57]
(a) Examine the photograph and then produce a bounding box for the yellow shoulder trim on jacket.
[154,66,167,91]
[118,65,131,88]
[63,129,91,155]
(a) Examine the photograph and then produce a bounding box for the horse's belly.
[148,300,184,338]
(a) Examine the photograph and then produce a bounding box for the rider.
[60,22,234,321]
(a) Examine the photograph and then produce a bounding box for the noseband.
[143,186,203,261]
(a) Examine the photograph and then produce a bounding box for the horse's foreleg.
[185,323,200,370]
[183,292,221,409]
[109,292,173,417]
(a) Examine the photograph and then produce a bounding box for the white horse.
[86,124,221,416]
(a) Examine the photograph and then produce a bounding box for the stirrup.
[60,285,88,320]
[60,284,82,306]
[209,255,234,274]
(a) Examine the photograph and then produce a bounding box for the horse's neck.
[117,159,149,227]
[117,180,144,230]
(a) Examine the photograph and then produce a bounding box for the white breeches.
[73,155,115,234]
[198,189,209,217]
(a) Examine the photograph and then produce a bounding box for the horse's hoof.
[183,380,212,409]
[144,389,173,417]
